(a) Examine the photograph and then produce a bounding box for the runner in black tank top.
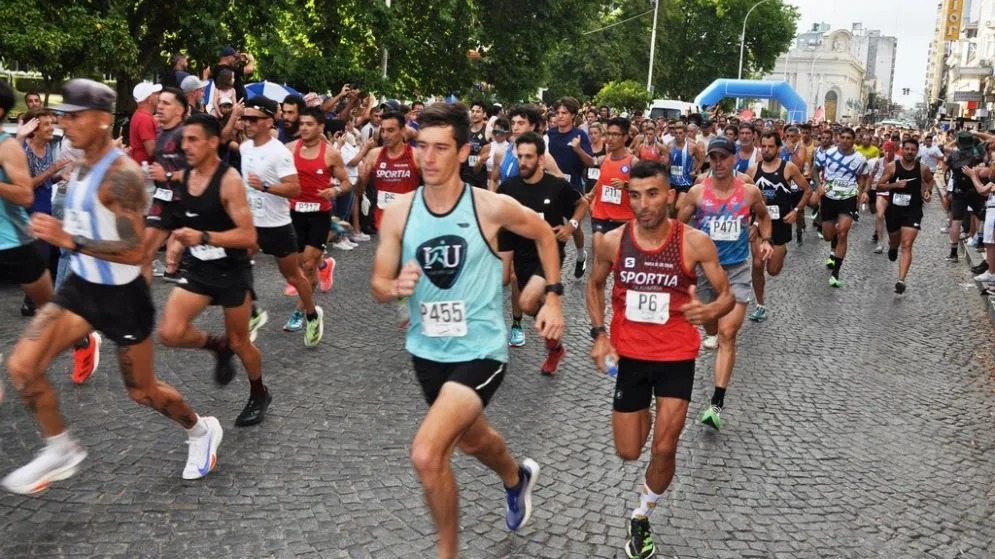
[462,104,490,188]
[156,114,272,427]
[748,132,810,322]
[879,138,933,294]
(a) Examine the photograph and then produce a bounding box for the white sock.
[631,483,664,519]
[46,431,74,451]
[186,415,208,438]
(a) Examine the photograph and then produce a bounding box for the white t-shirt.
[918,145,943,172]
[240,138,297,228]
[339,141,360,184]
[487,140,508,172]
[360,123,378,145]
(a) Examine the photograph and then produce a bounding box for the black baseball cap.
[53,79,116,113]
[707,137,737,156]
[220,46,236,57]
[245,95,277,118]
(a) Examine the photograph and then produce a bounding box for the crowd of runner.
[2,54,993,558]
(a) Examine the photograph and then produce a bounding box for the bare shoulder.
[102,156,146,212]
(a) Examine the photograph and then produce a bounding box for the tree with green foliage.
[594,80,654,113]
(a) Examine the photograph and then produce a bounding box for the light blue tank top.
[499,147,519,183]
[402,184,508,363]
[0,133,33,250]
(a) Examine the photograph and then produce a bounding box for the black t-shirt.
[154,124,186,190]
[948,148,984,195]
[496,172,580,260]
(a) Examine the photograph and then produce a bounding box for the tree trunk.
[114,73,138,116]
[42,76,52,107]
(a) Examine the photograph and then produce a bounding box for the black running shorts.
[53,273,154,345]
[613,357,695,412]
[179,267,253,308]
[771,220,793,246]
[885,209,923,233]
[412,356,506,408]
[0,241,48,285]
[819,196,857,222]
[291,210,332,252]
[256,223,299,258]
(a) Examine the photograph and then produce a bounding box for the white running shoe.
[182,417,223,480]
[351,232,371,242]
[873,245,884,254]
[151,259,166,277]
[974,270,995,283]
[345,239,359,249]
[966,237,978,248]
[702,334,718,350]
[332,239,354,251]
[2,435,87,494]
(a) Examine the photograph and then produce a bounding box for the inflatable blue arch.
[694,79,807,122]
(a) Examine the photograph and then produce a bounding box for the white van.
[648,99,700,120]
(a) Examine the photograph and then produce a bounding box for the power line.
[582,9,655,35]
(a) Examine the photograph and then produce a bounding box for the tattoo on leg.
[24,304,63,341]
[118,347,139,389]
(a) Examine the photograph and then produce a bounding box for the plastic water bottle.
[860,202,868,213]
[604,355,618,378]
[397,297,410,325]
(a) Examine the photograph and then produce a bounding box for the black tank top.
[753,159,793,218]
[890,160,922,210]
[176,162,250,273]
[460,126,489,188]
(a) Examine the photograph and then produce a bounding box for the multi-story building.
[765,24,866,122]
[850,23,898,102]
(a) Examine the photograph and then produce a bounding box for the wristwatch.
[590,326,607,340]
[200,231,211,245]
[762,237,772,244]
[71,235,87,253]
[568,219,579,229]
[544,282,564,296]
[165,171,174,182]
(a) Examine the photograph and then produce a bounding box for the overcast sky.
[786,0,938,107]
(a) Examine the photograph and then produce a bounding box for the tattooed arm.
[30,158,146,265]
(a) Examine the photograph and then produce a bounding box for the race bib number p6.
[377,190,398,210]
[420,300,467,337]
[624,291,670,324]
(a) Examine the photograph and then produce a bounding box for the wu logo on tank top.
[417,235,467,289]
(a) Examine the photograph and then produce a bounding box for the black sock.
[711,387,726,408]
[204,334,228,353]
[830,238,838,250]
[948,244,958,257]
[888,248,898,261]
[249,377,266,398]
[504,465,526,490]
[250,288,258,302]
[306,311,318,321]
[832,256,844,279]
[512,315,522,328]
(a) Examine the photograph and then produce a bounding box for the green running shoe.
[701,405,722,431]
[829,277,842,288]
[748,306,767,322]
[248,308,269,343]
[304,306,324,348]
[825,256,836,269]
[625,517,657,558]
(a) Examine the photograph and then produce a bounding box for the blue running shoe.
[505,458,540,531]
[283,310,305,332]
[509,325,525,347]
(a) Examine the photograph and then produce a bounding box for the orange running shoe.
[319,257,335,293]
[540,343,565,376]
[71,332,101,384]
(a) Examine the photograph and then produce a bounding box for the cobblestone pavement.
[0,200,992,559]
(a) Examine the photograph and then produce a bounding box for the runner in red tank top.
[285,109,352,331]
[360,111,420,230]
[587,159,734,558]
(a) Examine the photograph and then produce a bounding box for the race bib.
[63,209,92,236]
[587,167,601,181]
[468,155,479,167]
[624,291,670,325]
[294,201,321,213]
[189,244,226,261]
[601,185,623,205]
[892,193,912,207]
[670,165,684,178]
[767,205,781,220]
[419,300,467,337]
[709,218,742,241]
[249,195,265,218]
[153,188,173,202]
[377,190,397,210]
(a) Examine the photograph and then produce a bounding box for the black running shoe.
[625,517,657,558]
[162,270,183,283]
[871,232,878,244]
[235,390,271,427]
[213,343,236,386]
[20,299,35,317]
[894,281,906,295]
[573,251,587,279]
[971,261,989,275]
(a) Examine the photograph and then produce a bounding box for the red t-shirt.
[129,109,157,165]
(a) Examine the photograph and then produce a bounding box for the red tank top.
[291,140,332,212]
[610,221,700,361]
[591,154,635,221]
[373,144,420,227]
[638,143,662,161]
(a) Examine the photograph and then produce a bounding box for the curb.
[960,239,995,325]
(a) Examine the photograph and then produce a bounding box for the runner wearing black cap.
[3,79,222,494]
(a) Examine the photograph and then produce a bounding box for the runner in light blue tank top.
[499,146,520,183]
[0,132,33,250]
[402,183,508,363]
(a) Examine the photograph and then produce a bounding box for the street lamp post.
[647,0,660,92]
[380,0,392,79]
[738,0,773,80]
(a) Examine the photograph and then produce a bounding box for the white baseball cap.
[133,81,162,103]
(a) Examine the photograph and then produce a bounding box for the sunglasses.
[493,129,508,135]
[239,115,266,123]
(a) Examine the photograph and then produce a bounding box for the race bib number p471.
[709,218,742,241]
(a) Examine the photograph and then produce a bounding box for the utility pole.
[647,0,660,92]
[380,0,392,79]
